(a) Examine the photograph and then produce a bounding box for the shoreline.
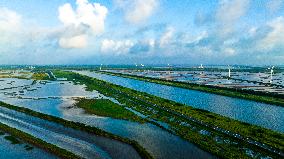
[99,70,284,107]
[0,101,153,159]
[54,70,283,159]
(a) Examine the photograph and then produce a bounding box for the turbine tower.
[268,66,274,83]
[228,65,231,78]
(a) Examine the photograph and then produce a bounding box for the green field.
[31,72,50,80]
[53,70,284,159]
[74,98,145,123]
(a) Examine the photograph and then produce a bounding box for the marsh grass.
[74,98,145,123]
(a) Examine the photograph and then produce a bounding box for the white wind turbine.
[268,66,274,83]
[167,64,170,75]
[228,65,231,78]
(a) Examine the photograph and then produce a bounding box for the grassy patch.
[4,135,21,144]
[0,101,153,159]
[0,122,79,159]
[53,70,284,159]
[75,98,145,123]
[31,72,49,80]
[24,145,34,151]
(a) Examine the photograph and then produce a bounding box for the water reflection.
[0,132,56,159]
[0,78,215,159]
[76,71,284,132]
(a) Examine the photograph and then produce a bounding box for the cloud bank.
[114,0,158,24]
[58,0,108,48]
[1,0,284,65]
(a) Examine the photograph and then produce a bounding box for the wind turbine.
[228,65,231,78]
[167,64,171,75]
[268,66,274,83]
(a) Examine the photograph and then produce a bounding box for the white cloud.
[58,4,77,26]
[257,16,284,51]
[114,0,158,24]
[59,34,87,49]
[183,31,208,44]
[223,48,236,56]
[100,38,156,55]
[101,39,134,55]
[58,0,108,48]
[216,0,250,36]
[248,27,257,37]
[0,7,24,51]
[266,0,283,13]
[148,39,155,48]
[159,27,174,48]
[216,0,250,23]
[0,7,21,32]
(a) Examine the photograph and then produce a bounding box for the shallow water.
[0,131,56,159]
[76,71,284,133]
[0,78,215,159]
[0,106,141,159]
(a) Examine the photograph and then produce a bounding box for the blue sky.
[0,0,284,65]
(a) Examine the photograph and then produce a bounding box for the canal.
[76,71,284,133]
[0,77,215,159]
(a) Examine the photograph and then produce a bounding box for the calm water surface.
[0,106,139,159]
[0,78,215,159]
[0,132,56,159]
[76,71,284,133]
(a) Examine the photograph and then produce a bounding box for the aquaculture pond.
[75,71,284,133]
[0,78,215,159]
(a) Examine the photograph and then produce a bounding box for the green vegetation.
[74,98,145,123]
[0,101,153,159]
[0,122,79,159]
[0,131,5,136]
[24,145,34,151]
[53,70,284,159]
[100,71,284,107]
[4,135,22,144]
[31,72,50,80]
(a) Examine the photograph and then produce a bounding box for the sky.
[0,0,284,65]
